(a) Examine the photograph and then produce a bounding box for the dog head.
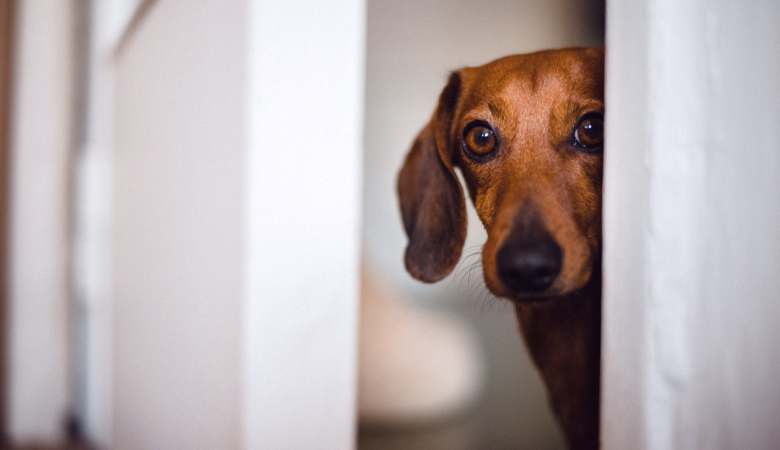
[398,47,604,302]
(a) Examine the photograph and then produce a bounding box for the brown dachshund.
[398,47,604,449]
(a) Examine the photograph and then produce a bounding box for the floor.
[3,443,92,450]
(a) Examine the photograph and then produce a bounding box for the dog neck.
[514,275,601,450]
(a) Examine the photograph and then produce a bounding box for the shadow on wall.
[360,0,604,448]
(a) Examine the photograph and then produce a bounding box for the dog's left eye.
[573,113,604,151]
[463,123,497,159]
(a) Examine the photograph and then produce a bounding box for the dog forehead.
[454,49,604,135]
[464,51,600,104]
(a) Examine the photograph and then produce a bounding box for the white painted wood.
[242,0,365,448]
[8,0,76,443]
[602,0,780,448]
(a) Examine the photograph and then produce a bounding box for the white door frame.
[602,0,780,448]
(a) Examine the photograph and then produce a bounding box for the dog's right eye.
[463,122,497,160]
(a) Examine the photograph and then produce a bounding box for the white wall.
[7,0,75,442]
[602,0,780,448]
[111,1,245,448]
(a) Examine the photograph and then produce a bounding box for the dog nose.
[496,238,562,292]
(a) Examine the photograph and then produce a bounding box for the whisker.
[462,244,484,254]
[453,251,482,289]
[466,261,482,288]
[480,289,502,313]
[450,245,484,290]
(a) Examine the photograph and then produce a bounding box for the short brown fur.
[398,48,604,449]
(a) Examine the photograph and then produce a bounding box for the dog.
[398,47,604,449]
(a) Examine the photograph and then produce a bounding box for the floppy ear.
[397,72,467,283]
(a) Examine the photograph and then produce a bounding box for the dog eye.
[573,113,604,150]
[463,124,497,158]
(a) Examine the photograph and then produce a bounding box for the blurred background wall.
[360,0,603,448]
[363,0,604,292]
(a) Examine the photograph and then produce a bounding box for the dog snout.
[496,236,562,293]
